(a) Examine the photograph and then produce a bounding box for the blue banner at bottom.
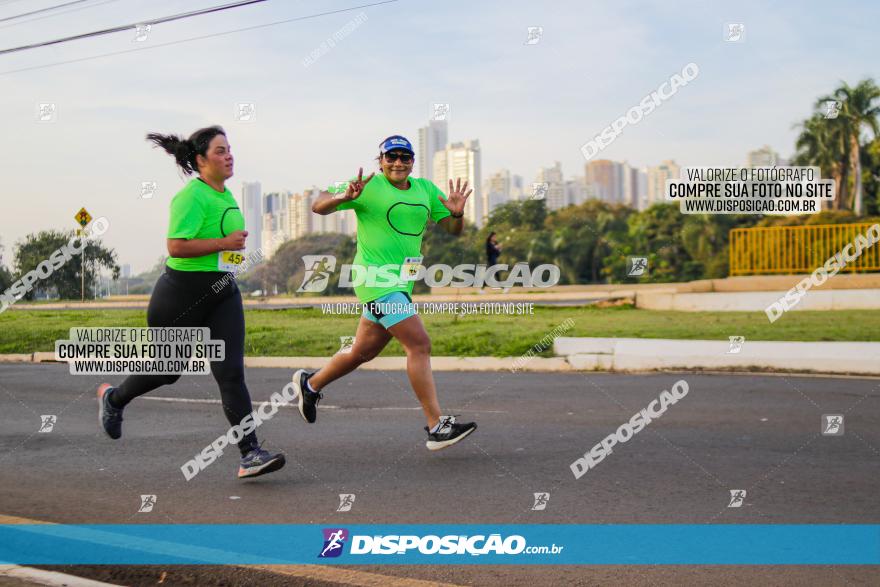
[0,524,877,565]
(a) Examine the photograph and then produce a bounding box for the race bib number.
[399,256,424,282]
[218,250,245,272]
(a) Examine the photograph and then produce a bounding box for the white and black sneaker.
[425,415,477,451]
[292,369,321,423]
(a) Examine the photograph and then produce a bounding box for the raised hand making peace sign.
[442,178,473,218]
[342,167,375,201]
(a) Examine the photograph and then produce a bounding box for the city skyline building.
[433,140,483,226]
[417,120,449,181]
[747,145,787,168]
[646,160,681,206]
[536,162,566,210]
[241,181,262,259]
[585,159,623,204]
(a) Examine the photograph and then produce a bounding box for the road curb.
[555,337,880,375]
[0,565,122,587]
[4,339,879,375]
[0,354,569,373]
[244,356,571,372]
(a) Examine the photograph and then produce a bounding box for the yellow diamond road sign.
[74,208,92,227]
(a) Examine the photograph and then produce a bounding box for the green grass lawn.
[1,305,877,357]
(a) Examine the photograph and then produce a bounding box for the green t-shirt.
[166,178,245,272]
[332,173,451,302]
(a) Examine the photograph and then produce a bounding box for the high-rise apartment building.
[241,181,262,258]
[535,162,565,210]
[417,120,448,181]
[646,160,681,207]
[433,140,482,226]
[585,159,623,203]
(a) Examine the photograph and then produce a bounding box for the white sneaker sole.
[97,389,106,433]
[292,369,310,423]
[96,384,118,440]
[238,455,286,479]
[426,426,476,451]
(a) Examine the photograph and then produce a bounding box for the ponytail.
[146,125,226,175]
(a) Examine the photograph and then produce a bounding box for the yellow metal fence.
[729,223,880,276]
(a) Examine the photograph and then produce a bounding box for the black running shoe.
[292,369,321,423]
[96,383,123,440]
[238,444,286,479]
[425,415,477,451]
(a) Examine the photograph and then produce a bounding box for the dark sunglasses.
[383,152,413,163]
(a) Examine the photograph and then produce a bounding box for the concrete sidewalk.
[10,273,880,311]
[0,566,120,587]
[2,290,622,311]
[554,337,880,376]
[3,336,879,375]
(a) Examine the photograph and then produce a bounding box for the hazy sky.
[1,0,877,273]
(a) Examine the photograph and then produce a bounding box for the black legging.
[113,267,257,456]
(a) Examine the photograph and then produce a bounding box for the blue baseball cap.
[380,135,415,155]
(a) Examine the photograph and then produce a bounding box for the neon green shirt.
[166,178,245,272]
[333,173,451,302]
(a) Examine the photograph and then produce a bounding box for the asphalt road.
[0,363,878,586]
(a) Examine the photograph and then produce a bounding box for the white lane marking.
[141,396,506,413]
[0,564,123,586]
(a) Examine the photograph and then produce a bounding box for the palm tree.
[818,79,880,215]
[793,114,848,210]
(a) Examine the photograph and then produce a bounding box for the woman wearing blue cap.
[292,135,478,450]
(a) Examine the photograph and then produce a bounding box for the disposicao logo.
[319,528,348,558]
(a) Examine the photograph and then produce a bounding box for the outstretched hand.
[443,178,472,217]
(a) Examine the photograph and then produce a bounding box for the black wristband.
[451,211,464,218]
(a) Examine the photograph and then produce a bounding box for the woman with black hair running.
[96,125,285,479]
[292,134,478,451]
